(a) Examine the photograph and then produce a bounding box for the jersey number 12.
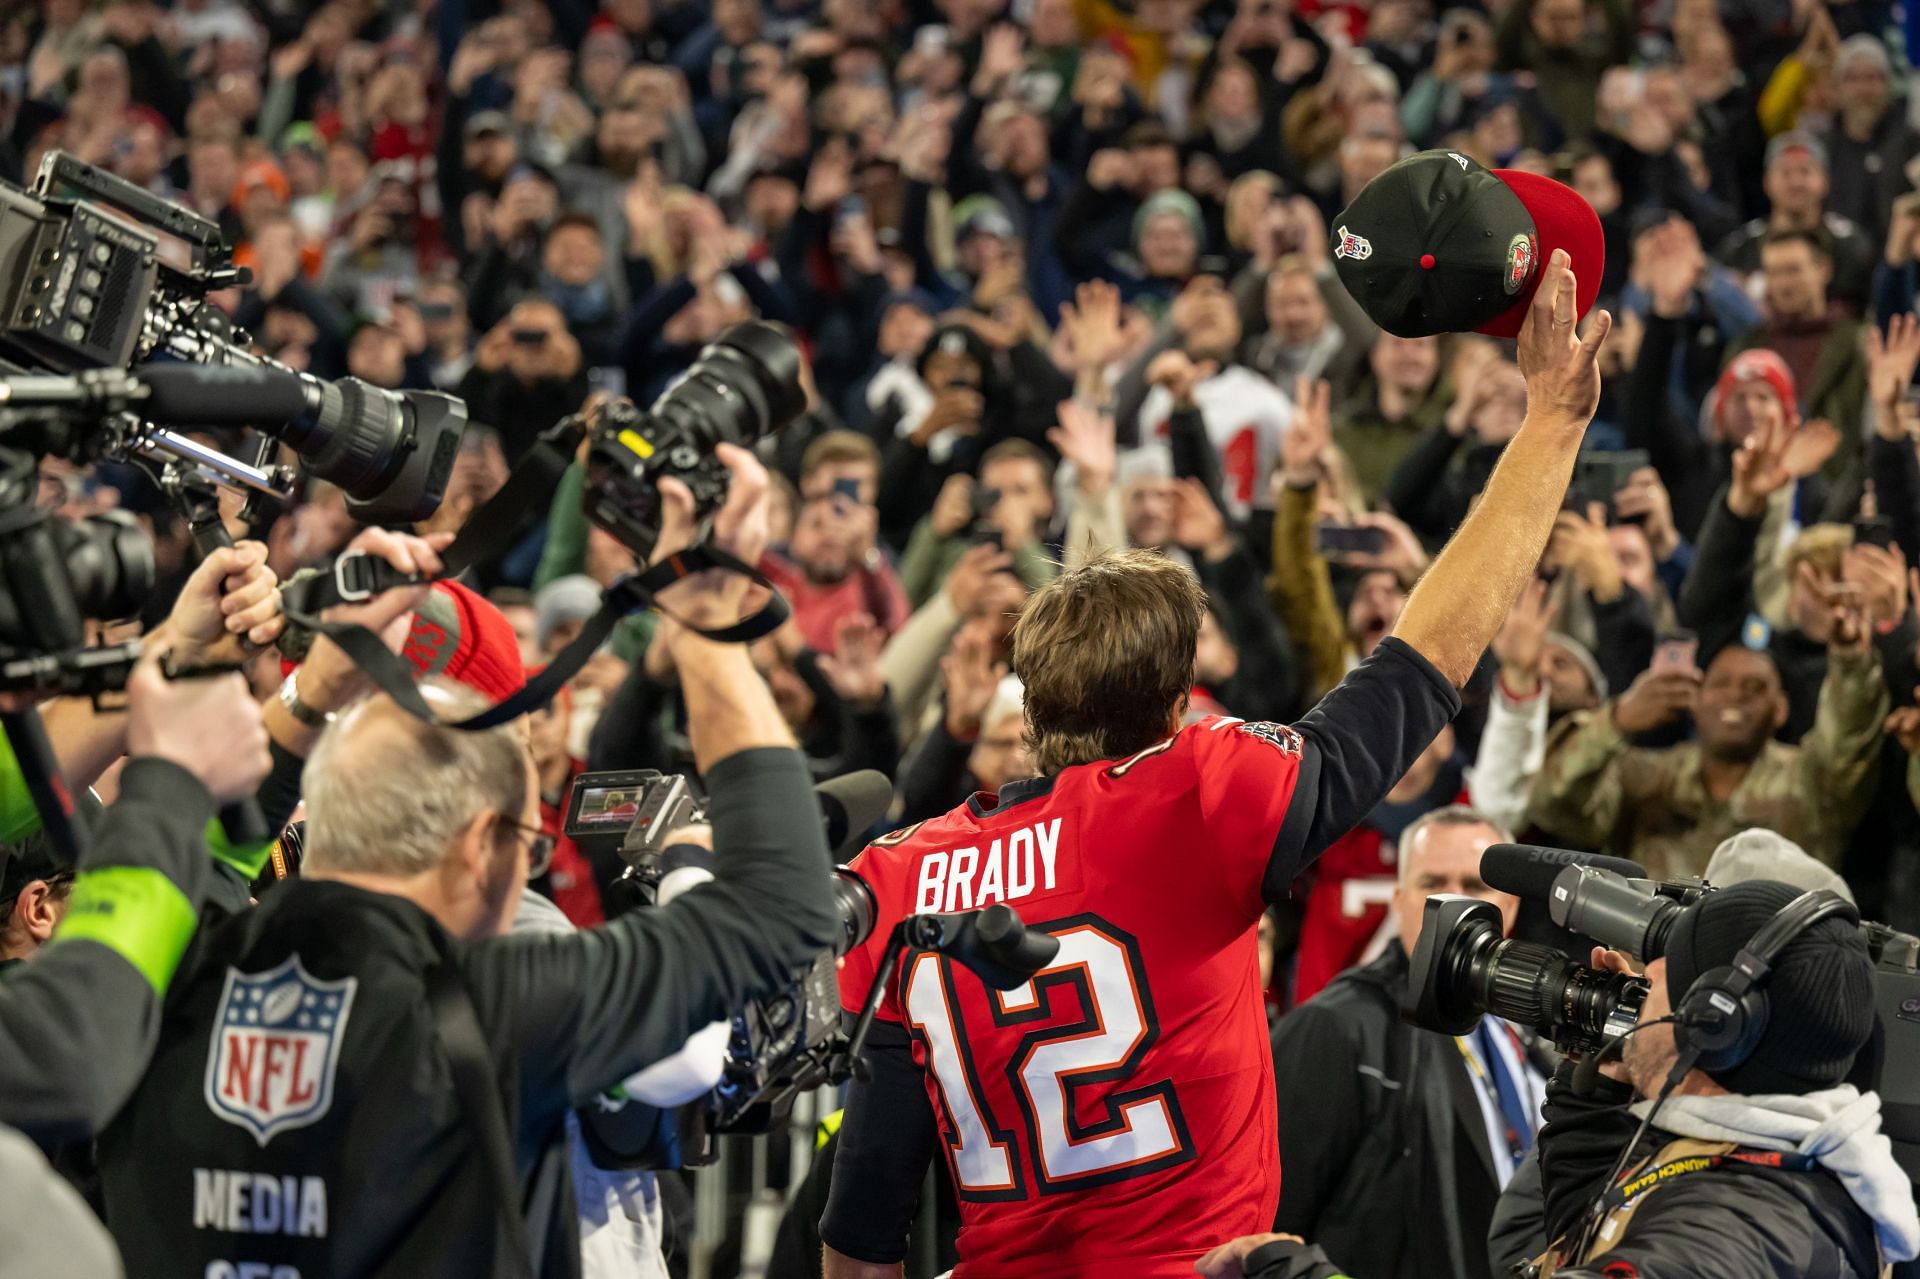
[904,915,1195,1198]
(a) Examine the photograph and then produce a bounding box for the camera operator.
[93,445,840,1277]
[1532,881,1920,1278]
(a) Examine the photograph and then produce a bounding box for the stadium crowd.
[1,0,1919,1275]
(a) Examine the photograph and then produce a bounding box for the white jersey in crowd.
[1138,365,1293,521]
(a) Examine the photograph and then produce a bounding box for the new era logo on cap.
[1328,149,1603,339]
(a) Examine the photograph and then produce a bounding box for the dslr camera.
[1406,856,1920,1173]
[580,320,805,561]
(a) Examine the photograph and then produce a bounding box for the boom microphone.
[815,769,893,855]
[132,362,465,524]
[1481,843,1646,902]
[136,361,309,426]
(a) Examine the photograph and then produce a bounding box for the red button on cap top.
[1419,253,1436,270]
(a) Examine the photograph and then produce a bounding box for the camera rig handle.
[832,904,1062,1083]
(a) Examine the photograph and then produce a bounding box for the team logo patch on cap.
[1504,233,1537,295]
[204,956,357,1147]
[1333,225,1372,261]
[1448,152,1470,170]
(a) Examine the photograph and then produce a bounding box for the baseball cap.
[1664,879,1874,1095]
[953,195,1015,242]
[465,110,512,140]
[1330,148,1603,339]
[1765,129,1829,172]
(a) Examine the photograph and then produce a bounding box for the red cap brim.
[1476,169,1605,339]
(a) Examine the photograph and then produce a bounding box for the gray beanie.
[1705,828,1855,905]
[534,574,602,652]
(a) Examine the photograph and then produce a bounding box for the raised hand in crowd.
[940,625,1007,740]
[1842,541,1909,632]
[1613,467,1681,561]
[818,613,889,708]
[1147,350,1211,408]
[1492,576,1560,697]
[1170,477,1236,562]
[1867,313,1920,431]
[942,542,1019,617]
[1280,375,1333,489]
[1545,502,1625,603]
[912,384,986,447]
[1049,399,1117,499]
[931,473,980,538]
[1726,411,1839,518]
[1056,279,1125,376]
[1611,663,1701,735]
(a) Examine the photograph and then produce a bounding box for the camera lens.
[1469,937,1649,1055]
[1551,865,1688,960]
[832,869,876,958]
[652,320,808,454]
[58,510,154,622]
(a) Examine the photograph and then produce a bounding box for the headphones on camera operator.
[275,322,804,733]
[1665,887,1859,1084]
[1555,887,1863,1271]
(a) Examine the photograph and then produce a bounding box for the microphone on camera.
[1481,844,1647,902]
[135,361,312,427]
[815,769,893,854]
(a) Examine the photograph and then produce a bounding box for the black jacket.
[97,747,835,1279]
[1271,943,1551,1279]
[1537,1064,1882,1278]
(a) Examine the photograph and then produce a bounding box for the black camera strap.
[276,414,788,731]
[279,543,787,731]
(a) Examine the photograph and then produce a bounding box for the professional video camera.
[0,151,466,524]
[579,319,805,561]
[564,768,1058,1161]
[0,151,468,703]
[1406,848,1920,1175]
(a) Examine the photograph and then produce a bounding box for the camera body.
[1408,857,1920,1173]
[581,320,807,560]
[564,768,876,1155]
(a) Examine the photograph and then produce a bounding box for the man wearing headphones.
[1532,880,1920,1278]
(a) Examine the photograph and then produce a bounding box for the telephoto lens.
[584,320,808,559]
[831,870,877,958]
[1548,864,1691,961]
[1405,895,1649,1055]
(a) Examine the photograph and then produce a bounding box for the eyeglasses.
[499,814,557,878]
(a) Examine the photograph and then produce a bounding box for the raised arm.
[1392,250,1613,686]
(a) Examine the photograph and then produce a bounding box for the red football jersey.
[839,715,1306,1277]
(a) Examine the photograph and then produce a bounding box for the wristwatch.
[278,670,335,729]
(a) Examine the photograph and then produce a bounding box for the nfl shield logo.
[203,956,357,1147]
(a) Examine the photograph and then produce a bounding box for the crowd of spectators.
[0,0,1918,1267]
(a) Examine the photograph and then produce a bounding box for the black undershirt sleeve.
[819,1020,938,1264]
[1264,636,1462,901]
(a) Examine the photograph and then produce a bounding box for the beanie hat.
[405,580,526,703]
[915,322,993,382]
[1132,190,1206,252]
[1704,829,1856,905]
[534,574,602,653]
[1543,631,1608,700]
[1710,349,1798,435]
[1664,879,1873,1096]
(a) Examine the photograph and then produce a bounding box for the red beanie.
[1711,349,1798,433]
[280,579,526,704]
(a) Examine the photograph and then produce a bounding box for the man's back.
[839,715,1306,1276]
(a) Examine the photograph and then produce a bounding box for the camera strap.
[276,414,788,730]
[279,543,787,731]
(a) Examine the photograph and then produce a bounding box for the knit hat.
[1544,631,1608,700]
[1710,349,1799,434]
[1705,829,1856,905]
[1664,879,1874,1096]
[1132,190,1205,251]
[405,580,526,702]
[534,575,602,653]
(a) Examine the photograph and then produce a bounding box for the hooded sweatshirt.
[1634,1085,1920,1263]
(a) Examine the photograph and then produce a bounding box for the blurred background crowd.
[3,0,1920,1124]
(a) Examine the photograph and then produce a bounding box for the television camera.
[564,768,1059,1164]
